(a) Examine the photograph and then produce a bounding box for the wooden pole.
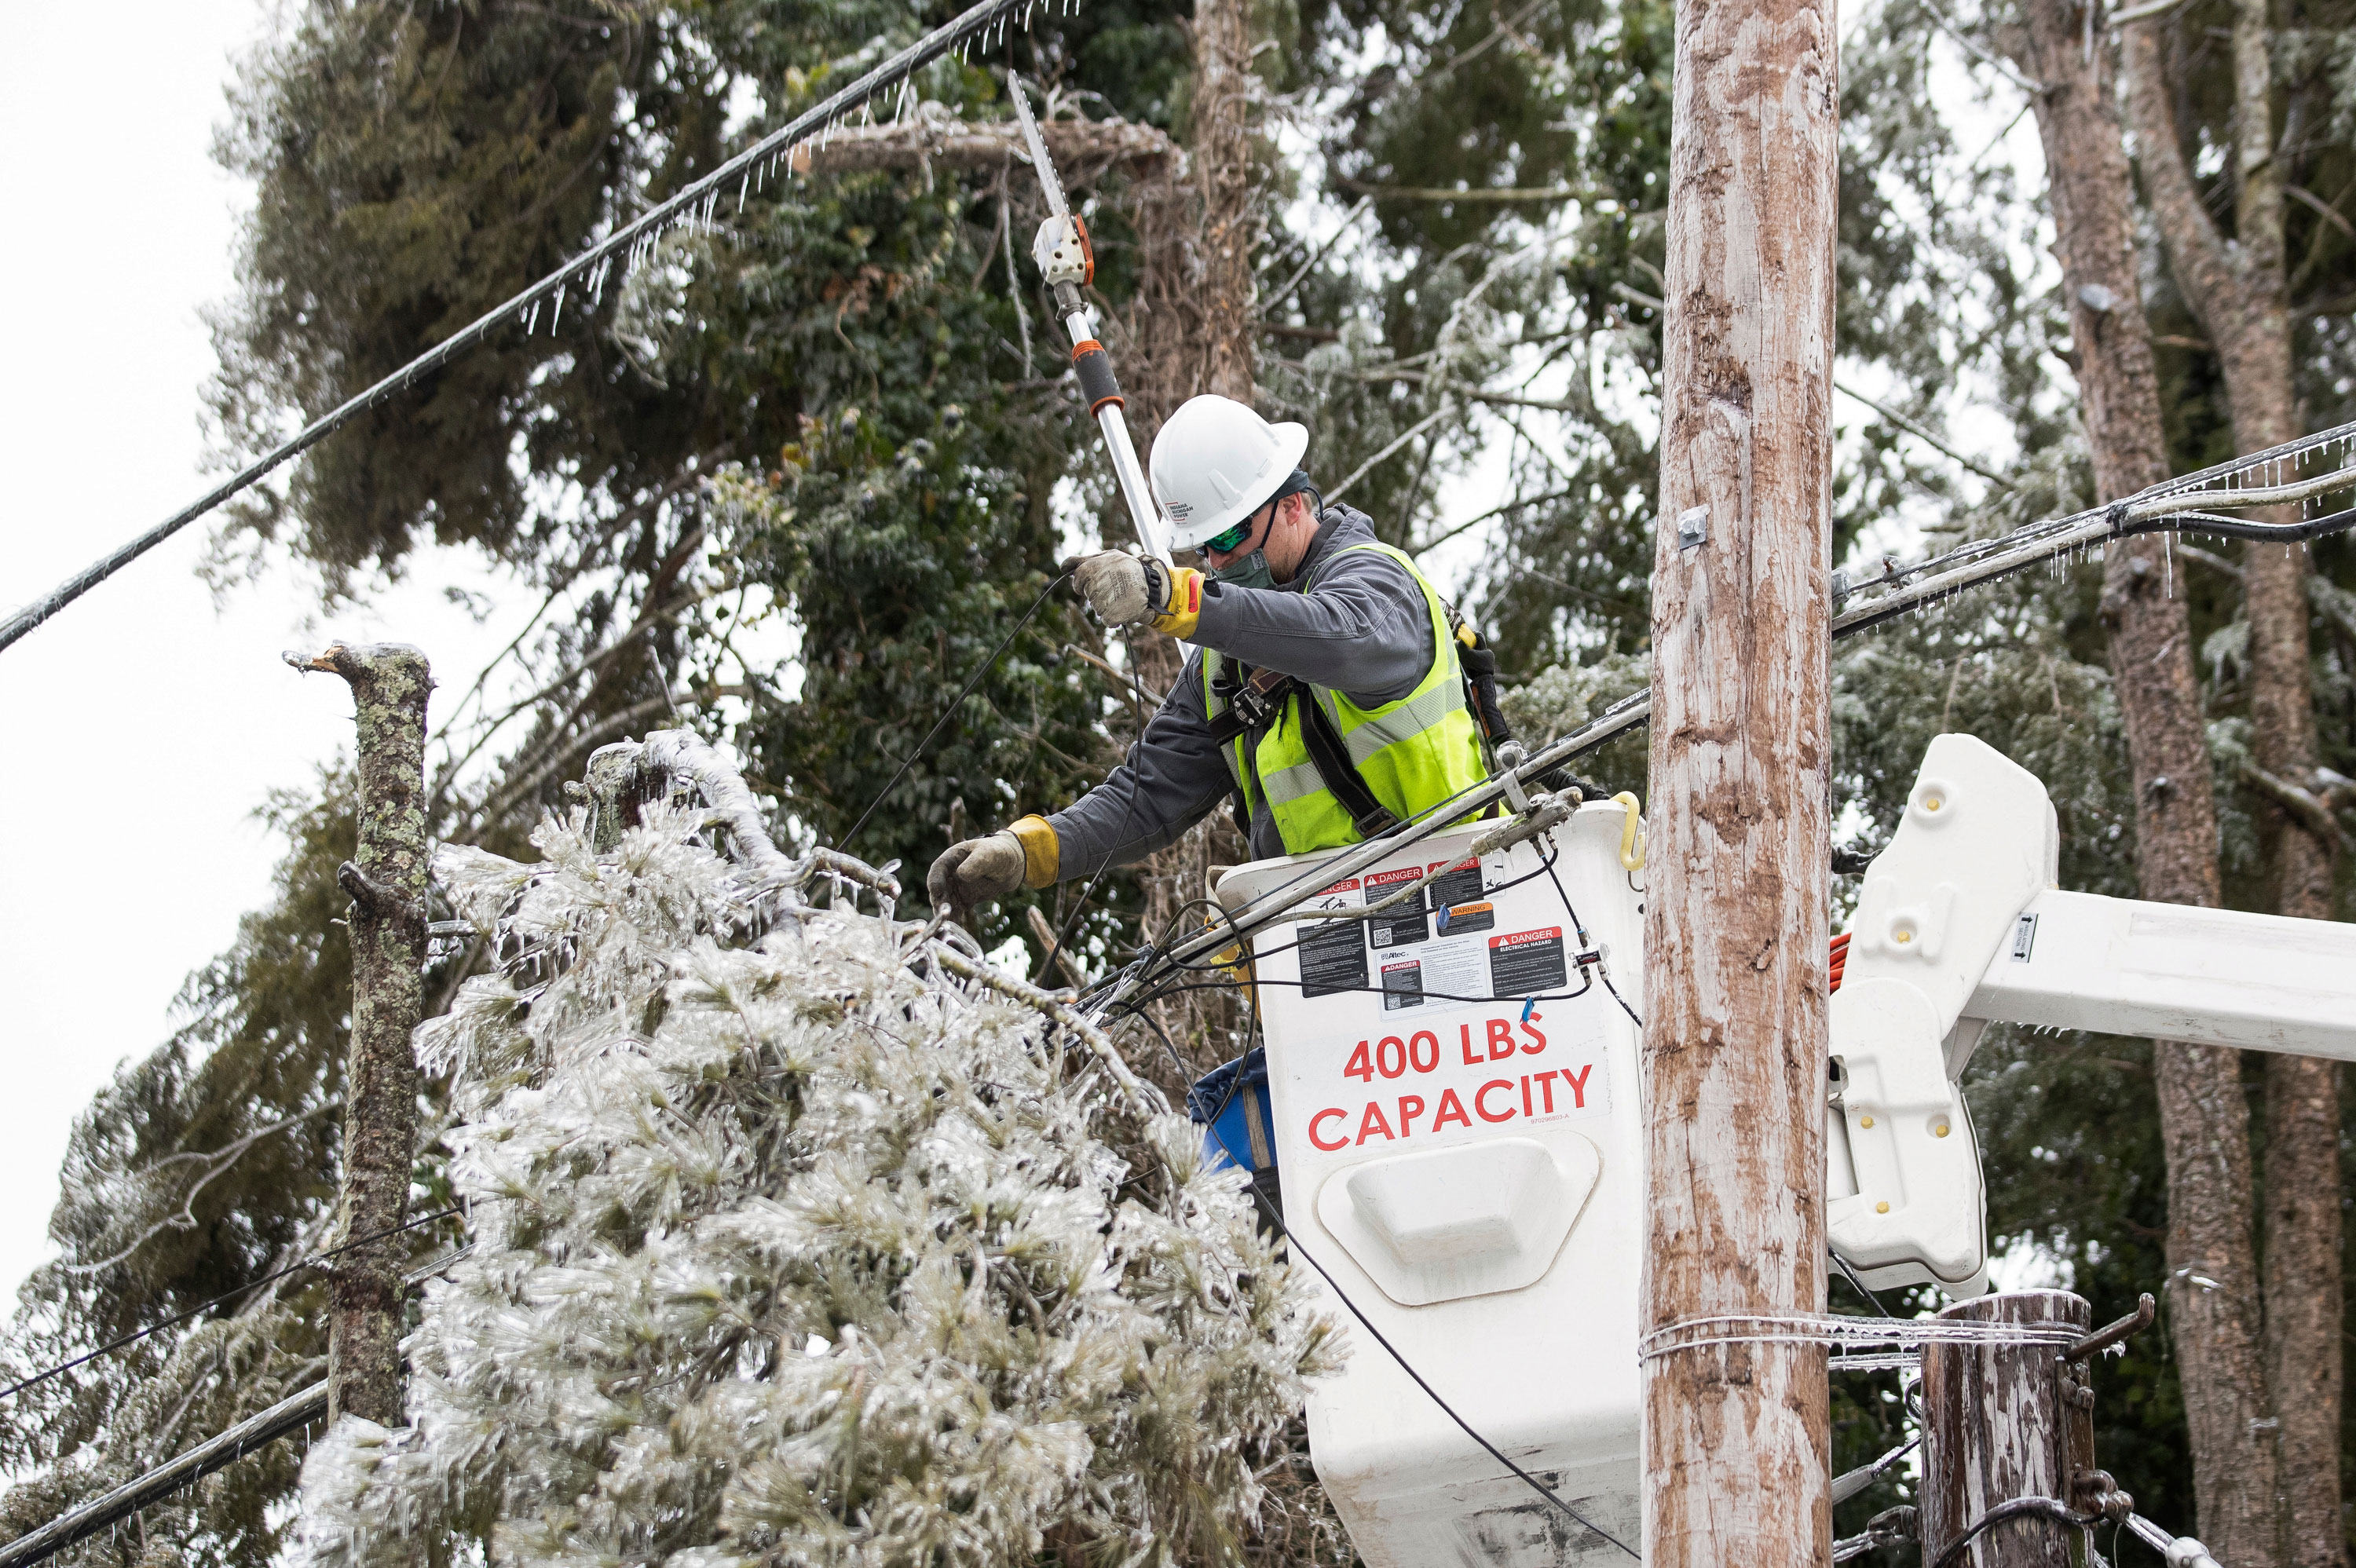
[1641,0,1839,1552]
[1919,1291,2094,1566]
[290,641,431,1427]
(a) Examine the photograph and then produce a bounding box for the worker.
[928,393,1491,913]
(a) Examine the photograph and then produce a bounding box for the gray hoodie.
[1045,505,1437,875]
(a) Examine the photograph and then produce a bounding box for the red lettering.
[1476,1080,1517,1122]
[1409,1030,1440,1073]
[1377,1036,1407,1079]
[1356,1102,1396,1144]
[1459,1024,1483,1067]
[1309,1109,1350,1150]
[1344,1040,1374,1083]
[1519,1016,1548,1054]
[1397,1095,1427,1137]
[1522,1075,1533,1116]
[1533,1070,1559,1113]
[1433,1088,1472,1130]
[1486,1018,1516,1061]
[1562,1062,1593,1109]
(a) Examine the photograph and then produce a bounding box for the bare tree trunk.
[291,641,431,1428]
[2007,11,2283,1566]
[1110,0,1260,1068]
[1641,0,1838,1552]
[2126,13,2341,1561]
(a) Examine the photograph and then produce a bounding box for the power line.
[0,1243,474,1568]
[0,0,1046,658]
[0,1204,465,1405]
[840,571,1071,850]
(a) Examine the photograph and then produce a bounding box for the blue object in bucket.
[1189,1047,1276,1173]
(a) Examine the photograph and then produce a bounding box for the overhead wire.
[0,0,1048,657]
[840,571,1072,852]
[0,1202,467,1405]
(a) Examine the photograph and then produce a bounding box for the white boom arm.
[1831,733,2356,1296]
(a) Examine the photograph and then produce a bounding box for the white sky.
[0,1,536,1314]
[0,0,2052,1322]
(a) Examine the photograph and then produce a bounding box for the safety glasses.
[1202,514,1257,554]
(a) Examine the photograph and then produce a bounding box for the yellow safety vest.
[1203,542,1490,856]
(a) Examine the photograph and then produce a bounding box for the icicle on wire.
[0,0,1051,658]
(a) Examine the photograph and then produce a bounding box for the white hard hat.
[1147,394,1311,550]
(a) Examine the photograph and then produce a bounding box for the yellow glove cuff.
[1008,813,1060,887]
[1148,565,1204,639]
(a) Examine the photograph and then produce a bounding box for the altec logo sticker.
[1298,1005,1612,1153]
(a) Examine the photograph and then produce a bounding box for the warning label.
[1298,877,1369,999]
[1489,927,1569,995]
[1380,958,1423,1010]
[1363,866,1432,949]
[1427,858,1494,934]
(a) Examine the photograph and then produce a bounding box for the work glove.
[927,832,1028,910]
[1070,551,1203,639]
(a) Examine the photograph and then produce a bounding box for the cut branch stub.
[290,641,431,1429]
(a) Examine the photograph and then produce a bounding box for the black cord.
[0,1203,468,1404]
[1542,857,1644,1027]
[1928,1497,2098,1568]
[842,572,1070,852]
[1136,1011,1639,1560]
[1037,625,1157,984]
[1831,1251,1893,1318]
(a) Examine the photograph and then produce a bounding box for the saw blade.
[1008,74,1071,221]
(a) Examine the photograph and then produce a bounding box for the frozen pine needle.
[293,736,1330,1567]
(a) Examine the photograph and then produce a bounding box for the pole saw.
[1007,76,1172,565]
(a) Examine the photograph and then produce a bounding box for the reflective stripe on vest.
[1203,541,1489,855]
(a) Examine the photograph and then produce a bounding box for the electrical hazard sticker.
[1488,927,1568,995]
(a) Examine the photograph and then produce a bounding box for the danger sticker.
[1363,865,1431,949]
[1488,927,1568,995]
[1426,859,1494,934]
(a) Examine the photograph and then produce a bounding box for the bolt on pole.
[288,641,431,1427]
[1641,0,1840,1552]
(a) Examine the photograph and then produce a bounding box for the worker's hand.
[1074,550,1153,624]
[927,832,1027,910]
[1071,551,1203,638]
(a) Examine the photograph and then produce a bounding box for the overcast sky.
[0,1,531,1314]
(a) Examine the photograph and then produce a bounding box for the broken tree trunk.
[289,641,431,1427]
[1918,1291,2093,1568]
[2125,9,2339,1562]
[1641,0,1838,1552]
[1105,0,1259,1074]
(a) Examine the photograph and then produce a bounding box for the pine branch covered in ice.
[294,733,1333,1566]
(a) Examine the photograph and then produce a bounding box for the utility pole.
[1919,1292,2094,1566]
[1641,0,1838,1554]
[289,641,431,1427]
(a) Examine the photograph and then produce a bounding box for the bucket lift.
[1207,733,2356,1567]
